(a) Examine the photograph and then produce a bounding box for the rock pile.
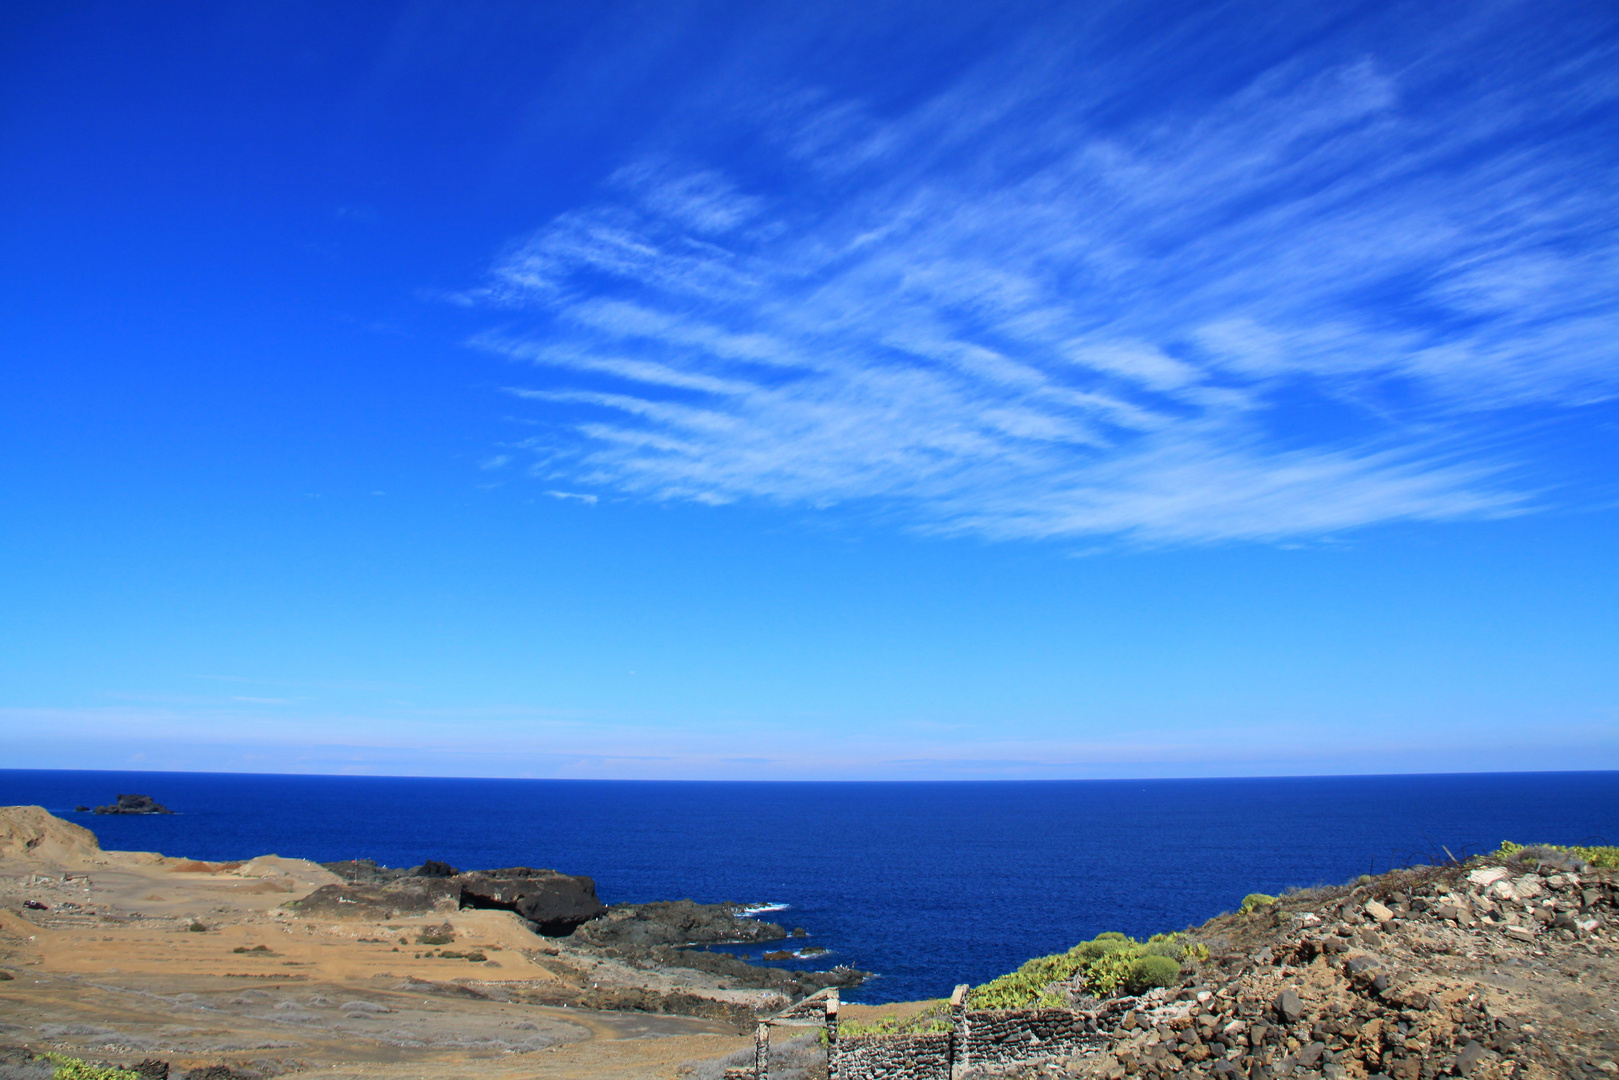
[987,853,1617,1080]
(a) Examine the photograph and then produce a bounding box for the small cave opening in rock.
[453,872,606,938]
[457,889,585,937]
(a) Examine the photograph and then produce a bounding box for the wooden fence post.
[754,1022,770,1080]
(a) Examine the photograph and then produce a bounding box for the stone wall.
[836,1032,952,1080]
[741,985,1115,1080]
[824,1004,1109,1080]
[959,1007,1107,1068]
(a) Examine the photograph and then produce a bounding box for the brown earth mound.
[0,805,104,862]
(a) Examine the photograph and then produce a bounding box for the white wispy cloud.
[463,20,1617,543]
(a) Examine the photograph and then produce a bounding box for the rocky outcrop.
[92,794,172,815]
[287,878,463,920]
[289,865,605,936]
[0,805,104,861]
[622,941,867,998]
[575,900,787,948]
[457,867,606,935]
[320,859,461,884]
[320,858,410,885]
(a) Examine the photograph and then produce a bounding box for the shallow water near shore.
[3,769,1615,1003]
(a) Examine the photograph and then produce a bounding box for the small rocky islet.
[85,794,173,816]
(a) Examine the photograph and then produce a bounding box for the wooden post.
[950,983,970,1077]
[754,1022,770,1080]
[825,989,839,1080]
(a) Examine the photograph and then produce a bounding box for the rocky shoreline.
[5,805,1615,1080]
[294,858,870,1002]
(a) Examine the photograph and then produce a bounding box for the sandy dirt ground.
[0,807,759,1080]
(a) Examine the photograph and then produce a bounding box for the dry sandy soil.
[0,807,760,1080]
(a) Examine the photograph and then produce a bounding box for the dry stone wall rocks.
[962,1008,1106,1067]
[838,1032,952,1080]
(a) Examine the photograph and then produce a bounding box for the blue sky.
[2,0,1616,779]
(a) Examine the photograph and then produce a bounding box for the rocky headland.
[0,805,866,1080]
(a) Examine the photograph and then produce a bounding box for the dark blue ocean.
[3,770,1616,1003]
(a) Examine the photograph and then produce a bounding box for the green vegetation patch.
[835,1001,952,1039]
[965,931,1202,1008]
[46,1055,145,1080]
[1239,893,1277,914]
[1495,841,1619,869]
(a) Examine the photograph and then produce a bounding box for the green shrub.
[47,1055,144,1080]
[1123,955,1181,994]
[1239,893,1277,914]
[968,931,1197,1006]
[1496,841,1619,869]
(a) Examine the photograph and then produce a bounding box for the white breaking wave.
[740,902,790,916]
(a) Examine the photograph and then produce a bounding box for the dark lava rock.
[289,878,462,920]
[575,900,786,949]
[416,859,458,878]
[321,859,411,885]
[617,942,868,998]
[93,794,172,815]
[321,858,461,883]
[295,866,605,936]
[457,868,606,935]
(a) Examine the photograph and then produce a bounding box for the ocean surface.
[3,770,1616,1003]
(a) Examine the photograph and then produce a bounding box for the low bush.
[1496,841,1619,870]
[1124,955,1181,994]
[966,931,1198,1007]
[1239,893,1277,914]
[45,1057,143,1080]
[836,1002,953,1038]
